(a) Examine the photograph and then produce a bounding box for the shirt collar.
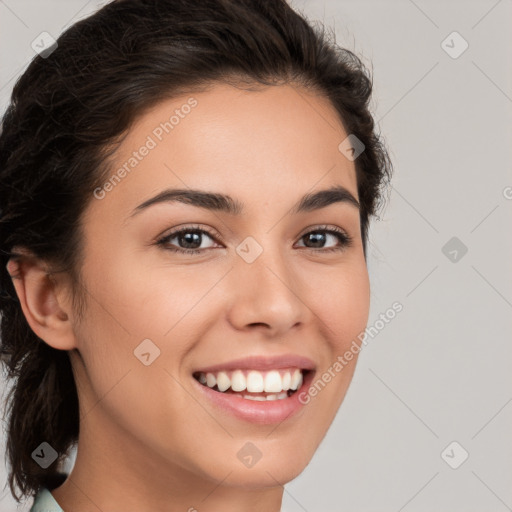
[30,487,64,512]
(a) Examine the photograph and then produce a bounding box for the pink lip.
[192,367,316,425]
[193,354,316,373]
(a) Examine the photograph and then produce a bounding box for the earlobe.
[6,251,76,351]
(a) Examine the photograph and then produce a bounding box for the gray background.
[1,0,511,511]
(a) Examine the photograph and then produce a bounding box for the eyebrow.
[129,184,360,219]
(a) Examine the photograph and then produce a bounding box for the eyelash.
[156,224,353,255]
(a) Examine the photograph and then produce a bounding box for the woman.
[0,0,392,510]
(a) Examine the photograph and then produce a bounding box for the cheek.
[309,260,371,352]
[300,260,370,412]
[69,267,219,473]
[70,254,228,429]
[80,248,226,341]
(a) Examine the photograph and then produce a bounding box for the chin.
[198,436,318,489]
[222,460,310,490]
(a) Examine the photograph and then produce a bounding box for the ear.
[6,249,77,350]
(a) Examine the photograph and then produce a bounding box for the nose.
[225,244,309,337]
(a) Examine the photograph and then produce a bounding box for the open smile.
[193,368,308,401]
[192,355,316,424]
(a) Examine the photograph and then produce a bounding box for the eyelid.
[156,223,223,244]
[296,223,349,239]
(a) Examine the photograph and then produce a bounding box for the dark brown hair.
[0,0,392,503]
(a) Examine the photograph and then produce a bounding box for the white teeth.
[206,372,216,388]
[230,370,246,392]
[290,369,302,390]
[216,371,231,392]
[282,372,291,390]
[197,368,306,395]
[246,371,264,393]
[264,370,283,393]
[241,391,289,401]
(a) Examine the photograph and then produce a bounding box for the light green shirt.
[30,487,64,512]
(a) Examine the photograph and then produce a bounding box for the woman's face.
[69,82,370,491]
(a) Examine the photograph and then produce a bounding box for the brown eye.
[296,227,352,252]
[157,227,220,255]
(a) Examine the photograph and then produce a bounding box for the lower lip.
[193,371,315,425]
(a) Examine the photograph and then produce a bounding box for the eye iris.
[180,231,202,249]
[306,232,326,248]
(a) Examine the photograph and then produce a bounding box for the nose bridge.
[226,233,307,333]
[237,231,292,287]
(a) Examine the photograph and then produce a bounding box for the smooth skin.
[8,82,370,512]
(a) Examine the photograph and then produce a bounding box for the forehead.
[93,82,358,216]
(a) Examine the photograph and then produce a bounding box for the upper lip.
[194,354,316,373]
